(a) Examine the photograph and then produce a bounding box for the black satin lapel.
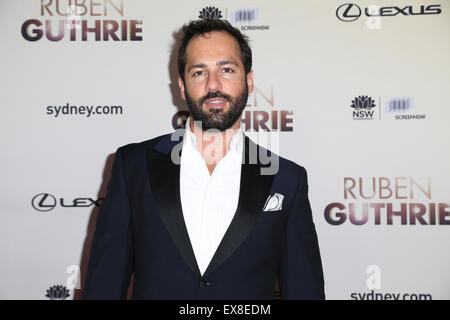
[146,148,201,277]
[204,160,275,276]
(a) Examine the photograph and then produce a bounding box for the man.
[82,19,324,300]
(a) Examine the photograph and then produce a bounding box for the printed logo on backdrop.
[351,95,377,120]
[231,9,270,31]
[196,7,270,31]
[172,86,294,132]
[32,193,103,212]
[348,96,426,120]
[45,285,70,300]
[231,9,258,23]
[385,97,413,113]
[385,97,426,120]
[324,177,450,225]
[336,3,442,22]
[46,103,123,118]
[22,0,143,41]
[336,3,362,22]
[199,6,223,19]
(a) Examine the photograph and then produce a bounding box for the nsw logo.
[351,95,376,120]
[199,6,223,19]
[45,285,70,300]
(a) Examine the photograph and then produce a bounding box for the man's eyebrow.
[187,60,239,72]
[187,63,207,72]
[217,60,239,67]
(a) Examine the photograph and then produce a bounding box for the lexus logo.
[32,193,57,212]
[31,193,103,212]
[336,3,362,22]
[336,3,442,22]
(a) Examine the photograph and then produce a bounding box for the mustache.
[199,91,232,106]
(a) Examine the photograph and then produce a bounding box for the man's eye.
[192,71,204,77]
[222,67,234,73]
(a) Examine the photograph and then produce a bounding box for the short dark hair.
[177,19,252,81]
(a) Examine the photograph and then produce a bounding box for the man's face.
[178,31,254,131]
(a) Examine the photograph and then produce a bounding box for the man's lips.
[204,98,227,109]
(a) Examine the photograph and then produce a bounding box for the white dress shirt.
[180,117,243,276]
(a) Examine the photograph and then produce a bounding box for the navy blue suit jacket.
[82,131,325,299]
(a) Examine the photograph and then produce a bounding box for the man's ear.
[178,76,186,101]
[246,70,254,94]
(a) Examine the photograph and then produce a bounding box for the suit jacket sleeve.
[82,147,134,299]
[278,166,325,299]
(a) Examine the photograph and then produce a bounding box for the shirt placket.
[198,152,213,274]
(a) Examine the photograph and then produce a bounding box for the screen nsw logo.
[231,8,270,31]
[231,9,259,24]
[22,0,143,41]
[385,97,413,113]
[32,193,103,212]
[324,177,450,226]
[384,97,426,120]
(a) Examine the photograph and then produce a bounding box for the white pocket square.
[263,193,284,212]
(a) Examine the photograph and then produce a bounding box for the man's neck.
[189,117,241,174]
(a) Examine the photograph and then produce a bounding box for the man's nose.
[205,71,221,92]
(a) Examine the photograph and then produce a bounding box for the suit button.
[199,279,211,288]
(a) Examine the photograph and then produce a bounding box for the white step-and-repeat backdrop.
[1,0,449,300]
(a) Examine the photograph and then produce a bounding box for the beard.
[184,82,249,131]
